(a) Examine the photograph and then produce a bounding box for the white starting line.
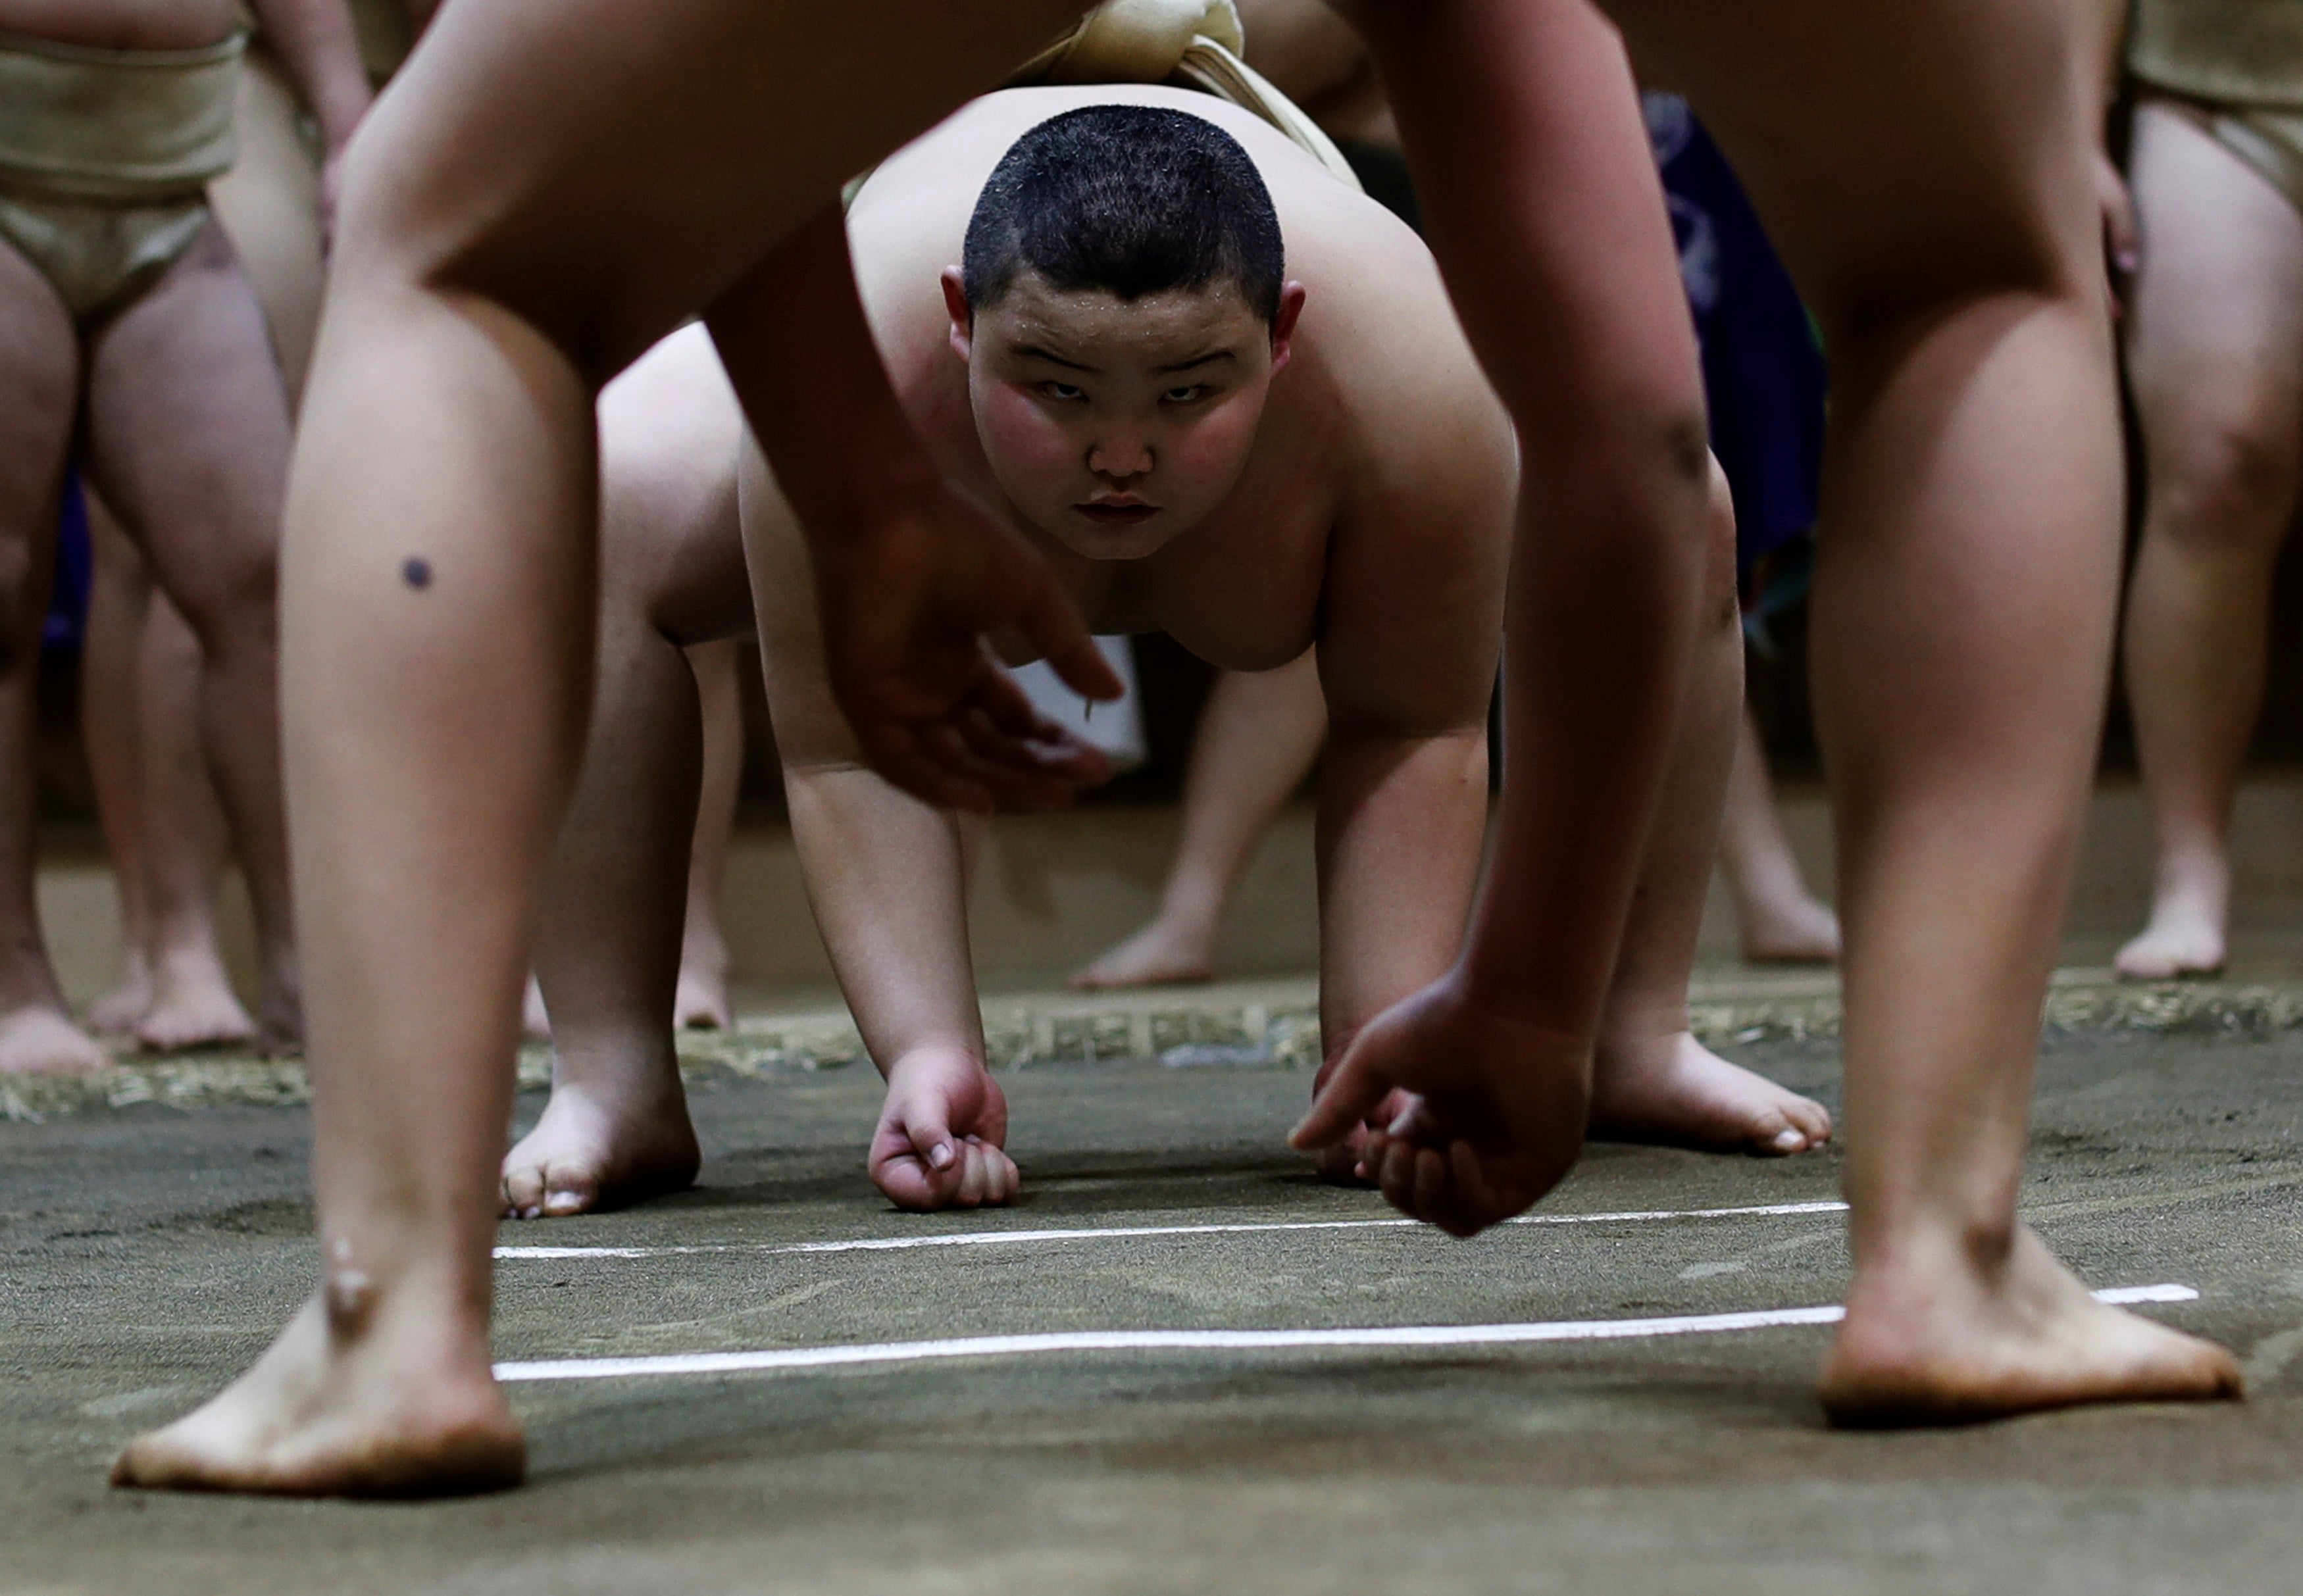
[493,1283,2197,1383]
[494,1199,1851,1262]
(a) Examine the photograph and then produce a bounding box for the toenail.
[1772,1128,1804,1151]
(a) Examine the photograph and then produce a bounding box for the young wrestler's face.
[944,268,1306,559]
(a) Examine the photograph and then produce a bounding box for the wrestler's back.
[0,0,238,51]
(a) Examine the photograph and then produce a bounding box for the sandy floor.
[7,1023,2303,1593]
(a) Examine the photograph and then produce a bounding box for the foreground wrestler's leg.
[133,593,257,1051]
[1073,654,1325,989]
[2115,104,2303,980]
[80,511,158,1035]
[1590,466,1831,1155]
[0,243,104,1076]
[1718,701,1840,962]
[115,0,1105,1496]
[80,227,299,1051]
[672,637,742,1030]
[1613,0,2242,1420]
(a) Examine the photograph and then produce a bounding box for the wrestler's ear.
[1267,282,1307,376]
[942,268,974,363]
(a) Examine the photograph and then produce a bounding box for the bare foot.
[1821,1224,2242,1426]
[85,951,155,1036]
[0,1005,109,1076]
[2115,897,2227,981]
[520,976,550,1042]
[672,960,732,1031]
[1590,1030,1831,1155]
[1069,914,1215,989]
[1737,891,1841,964]
[871,1046,1018,1210]
[135,951,257,1053]
[501,1076,701,1219]
[113,1284,524,1497]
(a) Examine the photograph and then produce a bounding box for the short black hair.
[962,105,1284,324]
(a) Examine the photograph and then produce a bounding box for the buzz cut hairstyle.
[961,104,1285,325]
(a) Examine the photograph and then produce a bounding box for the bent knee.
[162,542,278,649]
[2143,410,2301,554]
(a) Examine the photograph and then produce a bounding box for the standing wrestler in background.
[2115,0,2303,980]
[0,0,366,1070]
[79,0,376,1052]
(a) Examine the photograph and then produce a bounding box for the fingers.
[854,669,1111,813]
[869,1135,1017,1212]
[1011,577,1124,704]
[1289,1042,1394,1152]
[953,695,1113,788]
[903,1099,959,1179]
[858,720,997,815]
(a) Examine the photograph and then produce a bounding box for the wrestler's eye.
[1038,381,1086,401]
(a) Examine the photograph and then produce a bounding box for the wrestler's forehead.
[983,272,1261,364]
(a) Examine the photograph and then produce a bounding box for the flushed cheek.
[1158,408,1261,511]
[976,391,1084,498]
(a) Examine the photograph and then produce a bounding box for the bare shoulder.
[1284,204,1513,539]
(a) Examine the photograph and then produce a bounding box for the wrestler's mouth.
[1076,499,1159,527]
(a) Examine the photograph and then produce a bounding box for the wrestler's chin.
[1058,506,1174,561]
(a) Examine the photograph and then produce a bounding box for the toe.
[500,1160,545,1220]
[541,1170,599,1216]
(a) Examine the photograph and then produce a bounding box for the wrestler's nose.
[1086,436,1153,482]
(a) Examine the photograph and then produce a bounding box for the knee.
[2141,396,2300,557]
[163,536,278,654]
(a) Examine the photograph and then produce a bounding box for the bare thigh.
[79,224,289,632]
[1607,0,2099,330]
[343,0,1093,375]
[0,240,79,657]
[208,45,326,398]
[2126,102,2303,501]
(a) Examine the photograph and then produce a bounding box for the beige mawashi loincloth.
[848,0,1365,209]
[0,27,243,320]
[1011,0,1362,189]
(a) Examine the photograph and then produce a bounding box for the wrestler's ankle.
[0,951,68,1014]
[1848,1195,2023,1291]
[317,1231,492,1356]
[548,1030,688,1107]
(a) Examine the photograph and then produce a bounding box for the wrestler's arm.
[707,207,1122,814]
[1308,340,1513,1070]
[248,0,372,213]
[742,444,993,1103]
[1296,0,1711,1228]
